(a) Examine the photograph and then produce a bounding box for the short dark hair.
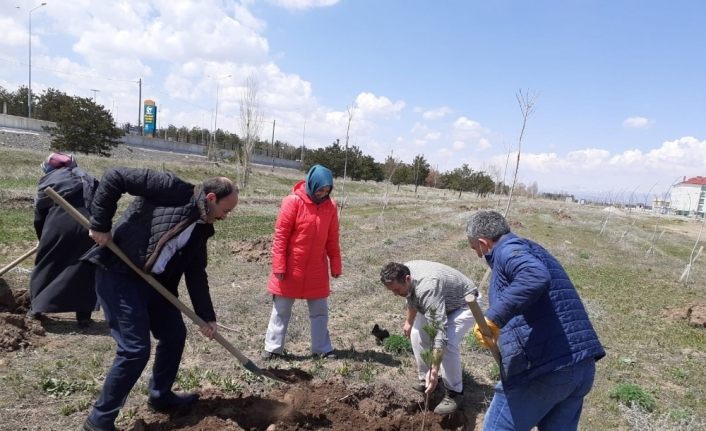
[202,177,237,201]
[380,262,410,284]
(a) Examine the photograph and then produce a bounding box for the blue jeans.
[88,269,186,428]
[483,358,596,431]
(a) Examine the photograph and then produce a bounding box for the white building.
[670,176,706,217]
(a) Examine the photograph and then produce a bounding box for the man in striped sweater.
[380,260,479,415]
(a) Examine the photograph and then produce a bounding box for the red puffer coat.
[267,180,342,299]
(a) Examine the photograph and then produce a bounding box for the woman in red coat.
[262,164,342,360]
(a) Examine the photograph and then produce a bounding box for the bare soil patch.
[231,238,273,264]
[661,303,706,328]
[128,377,470,431]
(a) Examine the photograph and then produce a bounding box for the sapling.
[418,307,443,431]
[679,216,706,285]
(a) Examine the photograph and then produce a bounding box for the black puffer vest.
[86,168,207,273]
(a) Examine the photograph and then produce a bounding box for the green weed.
[610,382,656,412]
[41,377,96,397]
[175,367,202,391]
[383,334,412,355]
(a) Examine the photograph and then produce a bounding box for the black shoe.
[261,350,283,360]
[82,418,116,431]
[26,310,45,321]
[147,391,199,412]
[313,350,336,360]
[77,318,93,328]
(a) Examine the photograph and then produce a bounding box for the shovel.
[44,187,287,384]
[465,293,505,381]
[0,245,38,277]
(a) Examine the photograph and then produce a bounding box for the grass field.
[0,145,704,430]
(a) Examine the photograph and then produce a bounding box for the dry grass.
[0,146,704,430]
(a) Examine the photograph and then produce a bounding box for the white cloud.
[267,0,340,10]
[452,141,466,150]
[485,136,706,195]
[478,138,490,150]
[424,131,441,141]
[354,92,405,119]
[623,116,650,128]
[422,106,452,120]
[0,17,27,48]
[453,116,488,140]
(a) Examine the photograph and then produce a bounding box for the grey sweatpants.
[264,295,333,355]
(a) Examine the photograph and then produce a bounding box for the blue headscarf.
[305,164,334,204]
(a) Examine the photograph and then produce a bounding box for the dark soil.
[0,283,46,351]
[127,376,471,431]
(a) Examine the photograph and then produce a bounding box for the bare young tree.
[238,74,263,188]
[504,89,538,216]
[339,104,355,218]
[481,90,537,293]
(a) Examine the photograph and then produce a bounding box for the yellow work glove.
[473,318,500,349]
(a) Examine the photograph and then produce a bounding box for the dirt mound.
[0,284,45,351]
[231,238,272,263]
[661,303,706,327]
[0,313,45,351]
[127,377,468,430]
[0,283,31,314]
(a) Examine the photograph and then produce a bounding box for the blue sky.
[2,0,706,200]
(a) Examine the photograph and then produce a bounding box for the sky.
[2,0,706,201]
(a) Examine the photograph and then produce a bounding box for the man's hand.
[274,273,285,280]
[332,273,341,278]
[89,229,112,247]
[425,366,439,394]
[403,321,413,338]
[473,317,501,349]
[199,321,218,339]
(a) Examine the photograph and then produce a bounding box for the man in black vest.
[82,168,238,431]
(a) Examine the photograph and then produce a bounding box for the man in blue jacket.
[82,168,238,431]
[466,210,605,431]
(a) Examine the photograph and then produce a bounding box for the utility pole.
[270,119,276,171]
[90,89,99,103]
[300,120,306,163]
[137,78,142,135]
[22,2,47,118]
[414,156,420,194]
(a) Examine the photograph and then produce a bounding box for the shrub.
[610,383,656,412]
[383,334,412,354]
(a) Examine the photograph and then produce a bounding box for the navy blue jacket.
[485,233,605,388]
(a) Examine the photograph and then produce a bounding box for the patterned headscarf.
[41,152,77,174]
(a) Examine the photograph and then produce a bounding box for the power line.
[0,55,139,83]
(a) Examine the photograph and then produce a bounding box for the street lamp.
[206,74,231,158]
[19,2,47,118]
[208,74,232,135]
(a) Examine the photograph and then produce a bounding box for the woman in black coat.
[29,153,99,327]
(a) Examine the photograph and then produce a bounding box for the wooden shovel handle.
[0,245,38,277]
[465,294,503,369]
